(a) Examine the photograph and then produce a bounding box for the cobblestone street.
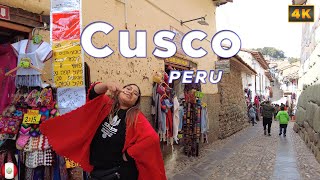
[166,121,320,180]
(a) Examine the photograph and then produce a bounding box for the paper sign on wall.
[51,0,80,12]
[52,11,81,41]
[57,87,86,114]
[53,40,84,88]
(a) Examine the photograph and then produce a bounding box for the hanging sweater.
[40,83,167,180]
[172,96,180,143]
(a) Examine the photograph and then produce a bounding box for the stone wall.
[217,64,249,139]
[293,84,320,162]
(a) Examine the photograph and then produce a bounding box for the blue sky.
[216,0,302,58]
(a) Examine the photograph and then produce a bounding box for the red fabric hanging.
[0,44,17,113]
[166,109,173,138]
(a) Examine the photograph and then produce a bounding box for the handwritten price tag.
[53,40,84,88]
[27,110,39,115]
[23,114,41,124]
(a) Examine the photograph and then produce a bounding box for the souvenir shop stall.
[0,25,64,179]
[151,64,209,157]
[0,1,91,179]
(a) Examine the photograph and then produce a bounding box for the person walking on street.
[249,104,257,126]
[261,101,275,136]
[276,106,290,137]
[274,104,279,121]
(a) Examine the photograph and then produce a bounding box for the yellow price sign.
[23,114,41,124]
[52,40,84,88]
[53,40,82,59]
[27,110,39,115]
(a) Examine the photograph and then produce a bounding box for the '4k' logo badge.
[289,5,314,22]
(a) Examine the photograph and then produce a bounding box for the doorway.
[0,25,29,44]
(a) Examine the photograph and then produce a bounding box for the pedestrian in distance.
[248,103,257,126]
[274,104,280,121]
[261,101,275,136]
[276,106,290,137]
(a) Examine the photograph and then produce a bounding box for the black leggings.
[263,117,272,134]
[280,124,288,135]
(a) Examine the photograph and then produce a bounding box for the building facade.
[1,0,252,154]
[295,0,320,98]
[238,50,272,102]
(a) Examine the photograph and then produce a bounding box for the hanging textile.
[151,70,206,157]
[201,105,209,143]
[172,96,180,144]
[0,44,17,114]
[0,86,58,179]
[11,40,52,87]
[166,108,173,145]
[173,78,184,98]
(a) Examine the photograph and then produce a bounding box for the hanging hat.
[153,72,163,83]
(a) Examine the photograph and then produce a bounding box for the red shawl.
[40,90,167,180]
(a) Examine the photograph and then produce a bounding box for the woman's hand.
[94,82,122,94]
[106,82,122,93]
[122,153,128,162]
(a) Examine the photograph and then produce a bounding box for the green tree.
[252,47,286,59]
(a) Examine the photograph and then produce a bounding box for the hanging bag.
[156,84,166,96]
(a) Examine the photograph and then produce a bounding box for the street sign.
[288,5,314,22]
[0,5,10,20]
[215,59,230,74]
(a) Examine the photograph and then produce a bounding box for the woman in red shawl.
[40,82,167,180]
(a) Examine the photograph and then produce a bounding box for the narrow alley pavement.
[166,121,320,180]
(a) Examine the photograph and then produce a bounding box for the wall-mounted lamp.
[181,15,209,26]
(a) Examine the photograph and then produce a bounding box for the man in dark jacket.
[261,101,275,136]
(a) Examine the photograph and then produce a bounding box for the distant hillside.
[252,47,299,64]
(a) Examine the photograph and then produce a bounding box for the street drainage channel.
[272,136,301,180]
